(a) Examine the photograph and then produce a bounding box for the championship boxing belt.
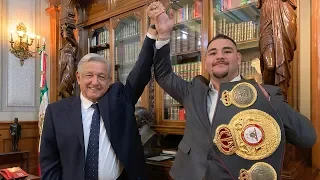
[212,79,285,180]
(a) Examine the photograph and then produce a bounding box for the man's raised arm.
[122,3,165,105]
[152,5,190,105]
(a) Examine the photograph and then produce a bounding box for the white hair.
[77,53,111,78]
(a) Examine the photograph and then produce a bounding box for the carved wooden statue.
[258,0,297,97]
[9,118,21,152]
[58,23,78,98]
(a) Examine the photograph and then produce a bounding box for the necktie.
[85,103,100,180]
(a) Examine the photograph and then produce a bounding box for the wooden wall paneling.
[46,5,61,103]
[281,0,307,177]
[201,0,210,79]
[77,27,89,59]
[311,0,320,173]
[0,121,39,176]
[79,0,152,28]
[109,18,116,83]
[88,0,108,16]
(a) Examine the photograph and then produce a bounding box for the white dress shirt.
[146,33,170,49]
[207,75,241,124]
[80,93,123,180]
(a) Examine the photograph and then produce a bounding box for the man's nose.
[216,51,225,59]
[91,76,99,84]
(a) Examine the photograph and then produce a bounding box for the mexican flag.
[38,49,49,176]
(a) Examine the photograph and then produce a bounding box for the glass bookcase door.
[114,17,140,84]
[213,0,262,83]
[88,26,110,60]
[113,16,141,105]
[162,0,203,121]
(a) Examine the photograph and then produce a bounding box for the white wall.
[0,0,50,121]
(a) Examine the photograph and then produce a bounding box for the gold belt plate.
[239,162,277,180]
[213,109,281,160]
[221,82,257,108]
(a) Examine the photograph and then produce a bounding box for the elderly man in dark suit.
[39,4,165,180]
[150,3,317,180]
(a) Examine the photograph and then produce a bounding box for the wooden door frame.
[311,0,320,170]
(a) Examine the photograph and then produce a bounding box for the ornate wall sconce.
[9,22,40,66]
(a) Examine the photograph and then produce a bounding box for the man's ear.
[76,71,81,85]
[237,52,242,66]
[204,56,208,71]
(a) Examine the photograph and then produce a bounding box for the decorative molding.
[104,21,110,30]
[111,9,142,29]
[111,19,120,29]
[90,21,110,31]
[46,5,61,15]
[77,0,150,28]
[88,21,110,38]
[132,11,142,21]
[7,55,36,107]
[1,0,37,112]
[88,28,95,38]
[0,0,7,111]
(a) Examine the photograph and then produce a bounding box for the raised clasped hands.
[147,1,175,40]
[147,1,165,25]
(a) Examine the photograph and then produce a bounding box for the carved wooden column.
[46,6,61,103]
[59,0,79,98]
[311,0,320,173]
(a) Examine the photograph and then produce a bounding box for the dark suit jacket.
[40,37,156,180]
[153,43,317,180]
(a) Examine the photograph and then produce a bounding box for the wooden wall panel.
[46,5,61,103]
[311,0,320,173]
[0,121,39,176]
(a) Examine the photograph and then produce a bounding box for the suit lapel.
[69,96,85,150]
[98,93,112,141]
[196,78,212,135]
[202,87,212,135]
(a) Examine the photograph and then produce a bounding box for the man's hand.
[147,2,165,25]
[155,9,175,40]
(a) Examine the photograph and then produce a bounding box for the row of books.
[164,106,185,120]
[174,1,202,23]
[240,58,260,76]
[215,0,258,12]
[173,62,202,82]
[240,58,262,84]
[213,18,258,42]
[163,62,202,108]
[171,24,201,54]
[115,21,140,41]
[115,41,141,65]
[96,49,110,61]
[90,30,110,47]
[164,92,180,106]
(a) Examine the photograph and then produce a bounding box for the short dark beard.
[213,71,228,79]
